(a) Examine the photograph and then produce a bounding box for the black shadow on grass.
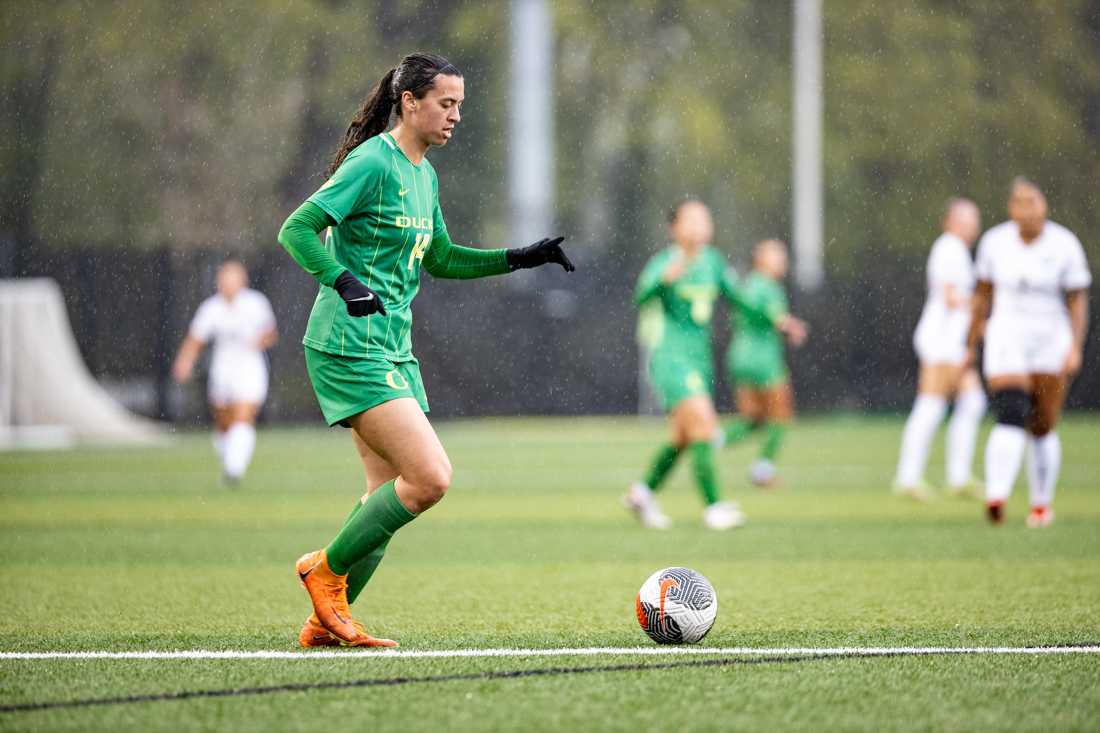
[0,653,866,714]
[3,645,1095,715]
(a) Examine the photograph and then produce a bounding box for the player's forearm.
[258,328,279,350]
[175,337,202,363]
[634,272,665,306]
[277,201,344,287]
[1067,289,1089,352]
[734,294,779,325]
[171,337,203,382]
[966,281,992,349]
[422,232,509,279]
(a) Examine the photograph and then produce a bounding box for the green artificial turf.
[1,416,1098,731]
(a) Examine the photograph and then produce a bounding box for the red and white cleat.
[1026,506,1054,529]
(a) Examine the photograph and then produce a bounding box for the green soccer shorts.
[729,343,788,389]
[648,352,713,411]
[304,346,429,427]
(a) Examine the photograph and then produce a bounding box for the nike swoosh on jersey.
[398,188,409,196]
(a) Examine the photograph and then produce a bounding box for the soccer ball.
[635,567,717,644]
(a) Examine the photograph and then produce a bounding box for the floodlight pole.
[793,0,824,291]
[509,0,554,255]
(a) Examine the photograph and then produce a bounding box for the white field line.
[1,646,1098,661]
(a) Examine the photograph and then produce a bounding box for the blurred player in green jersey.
[277,53,573,647]
[719,239,807,486]
[625,199,744,531]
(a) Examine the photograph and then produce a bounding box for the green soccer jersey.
[728,270,789,382]
[302,132,506,360]
[635,246,735,364]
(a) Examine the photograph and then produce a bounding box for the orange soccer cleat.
[299,613,342,648]
[298,613,399,648]
[295,549,398,647]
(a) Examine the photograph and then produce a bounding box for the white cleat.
[892,481,935,503]
[748,459,778,488]
[1026,506,1054,529]
[946,477,984,499]
[621,482,672,529]
[702,500,746,530]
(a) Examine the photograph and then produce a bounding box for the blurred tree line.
[2,1,1098,418]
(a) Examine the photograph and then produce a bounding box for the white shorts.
[914,331,966,366]
[983,317,1072,378]
[913,310,969,367]
[208,359,268,407]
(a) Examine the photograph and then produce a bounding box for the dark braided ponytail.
[326,52,461,178]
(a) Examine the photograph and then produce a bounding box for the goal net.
[0,278,162,449]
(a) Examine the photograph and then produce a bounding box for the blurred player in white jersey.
[968,178,1091,527]
[894,198,986,500]
[172,260,278,484]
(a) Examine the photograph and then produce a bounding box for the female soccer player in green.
[719,239,807,486]
[625,199,744,531]
[277,53,572,647]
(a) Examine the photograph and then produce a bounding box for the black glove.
[333,270,387,317]
[506,236,574,272]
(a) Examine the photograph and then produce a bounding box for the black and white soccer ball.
[635,567,718,644]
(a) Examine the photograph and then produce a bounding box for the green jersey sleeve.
[738,274,788,325]
[423,228,509,279]
[720,266,740,305]
[277,201,343,287]
[306,146,385,225]
[634,251,670,306]
[421,172,508,279]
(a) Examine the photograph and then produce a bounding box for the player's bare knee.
[416,458,453,504]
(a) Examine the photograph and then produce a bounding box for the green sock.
[643,443,682,491]
[723,418,755,445]
[690,441,720,505]
[326,480,415,575]
[333,496,392,604]
[346,539,390,605]
[762,422,786,461]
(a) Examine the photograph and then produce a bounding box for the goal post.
[0,278,163,449]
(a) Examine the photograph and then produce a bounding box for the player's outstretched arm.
[278,201,386,317]
[506,236,574,272]
[422,229,510,280]
[422,232,573,281]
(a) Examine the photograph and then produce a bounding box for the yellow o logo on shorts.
[385,370,410,390]
[685,372,704,392]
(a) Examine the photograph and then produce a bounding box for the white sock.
[895,394,947,486]
[985,424,1027,503]
[628,482,654,506]
[213,431,227,460]
[946,387,986,487]
[1027,432,1061,508]
[223,422,257,479]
